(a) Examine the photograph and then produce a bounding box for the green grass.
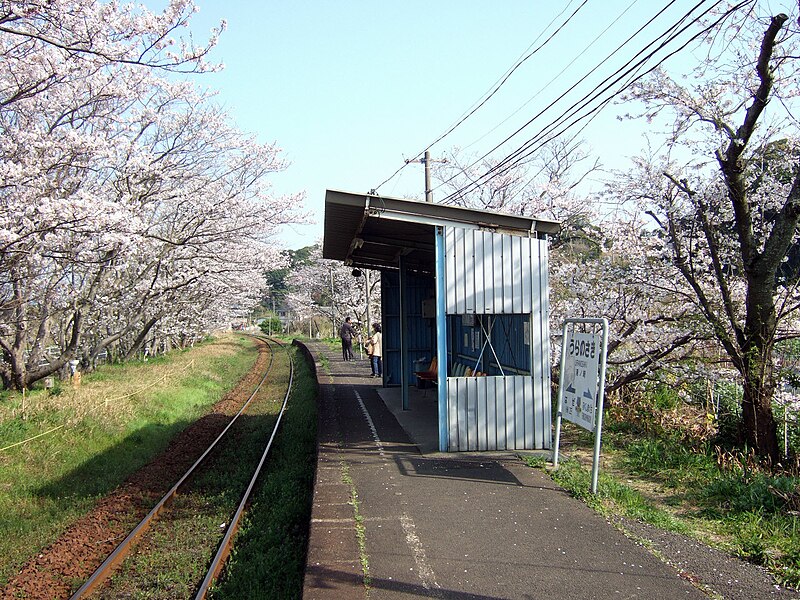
[341,461,370,588]
[535,418,800,590]
[612,432,800,588]
[211,343,319,600]
[616,436,720,489]
[0,334,260,586]
[319,352,330,374]
[99,348,293,598]
[322,337,342,354]
[526,455,688,532]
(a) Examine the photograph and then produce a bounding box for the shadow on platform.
[376,385,440,454]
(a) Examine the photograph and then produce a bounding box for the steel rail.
[195,336,295,599]
[70,337,278,599]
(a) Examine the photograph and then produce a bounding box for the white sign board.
[561,330,601,431]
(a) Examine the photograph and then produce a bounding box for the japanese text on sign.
[562,330,601,431]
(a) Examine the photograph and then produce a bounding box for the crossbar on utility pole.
[405,151,447,202]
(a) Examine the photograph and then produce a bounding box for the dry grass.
[0,336,247,436]
[0,334,260,587]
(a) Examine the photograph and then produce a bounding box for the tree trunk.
[741,375,780,463]
[8,346,27,391]
[123,316,160,360]
[741,278,781,462]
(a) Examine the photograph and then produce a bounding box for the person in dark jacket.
[339,317,356,361]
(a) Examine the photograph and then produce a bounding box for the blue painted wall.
[381,270,436,386]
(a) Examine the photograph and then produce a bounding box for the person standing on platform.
[369,323,382,378]
[339,317,356,361]
[364,334,374,373]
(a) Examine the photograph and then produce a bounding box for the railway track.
[70,335,295,599]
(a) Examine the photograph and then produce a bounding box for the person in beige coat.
[369,323,382,378]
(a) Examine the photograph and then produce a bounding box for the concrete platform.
[376,385,440,454]
[301,340,715,600]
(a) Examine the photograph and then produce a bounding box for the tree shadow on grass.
[36,412,232,502]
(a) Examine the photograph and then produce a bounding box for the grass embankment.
[525,409,800,589]
[100,345,307,599]
[0,334,260,586]
[212,341,319,600]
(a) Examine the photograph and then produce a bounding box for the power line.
[440,0,755,206]
[370,0,592,194]
[458,0,643,154]
[435,0,711,200]
[413,0,592,159]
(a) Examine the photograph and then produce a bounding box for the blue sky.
[170,1,789,249]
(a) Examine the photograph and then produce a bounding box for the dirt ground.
[0,341,270,600]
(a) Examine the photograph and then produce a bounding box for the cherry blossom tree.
[0,1,303,390]
[433,137,599,227]
[435,137,745,428]
[552,210,716,394]
[0,0,222,82]
[611,5,800,461]
[286,244,380,338]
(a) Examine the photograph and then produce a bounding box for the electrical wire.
[414,0,591,159]
[370,0,593,194]
[439,0,756,206]
[459,0,643,154]
[434,0,713,200]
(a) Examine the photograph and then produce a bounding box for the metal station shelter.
[323,189,560,452]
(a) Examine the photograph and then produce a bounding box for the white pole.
[552,322,570,468]
[590,319,609,495]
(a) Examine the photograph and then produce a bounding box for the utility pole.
[424,150,432,203]
[406,150,447,202]
[330,266,336,337]
[365,269,371,331]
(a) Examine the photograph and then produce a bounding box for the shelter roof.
[322,189,560,273]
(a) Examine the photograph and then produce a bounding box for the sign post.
[552,318,609,494]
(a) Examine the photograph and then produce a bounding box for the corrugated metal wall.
[447,376,548,451]
[445,227,538,315]
[444,227,551,451]
[382,270,435,386]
